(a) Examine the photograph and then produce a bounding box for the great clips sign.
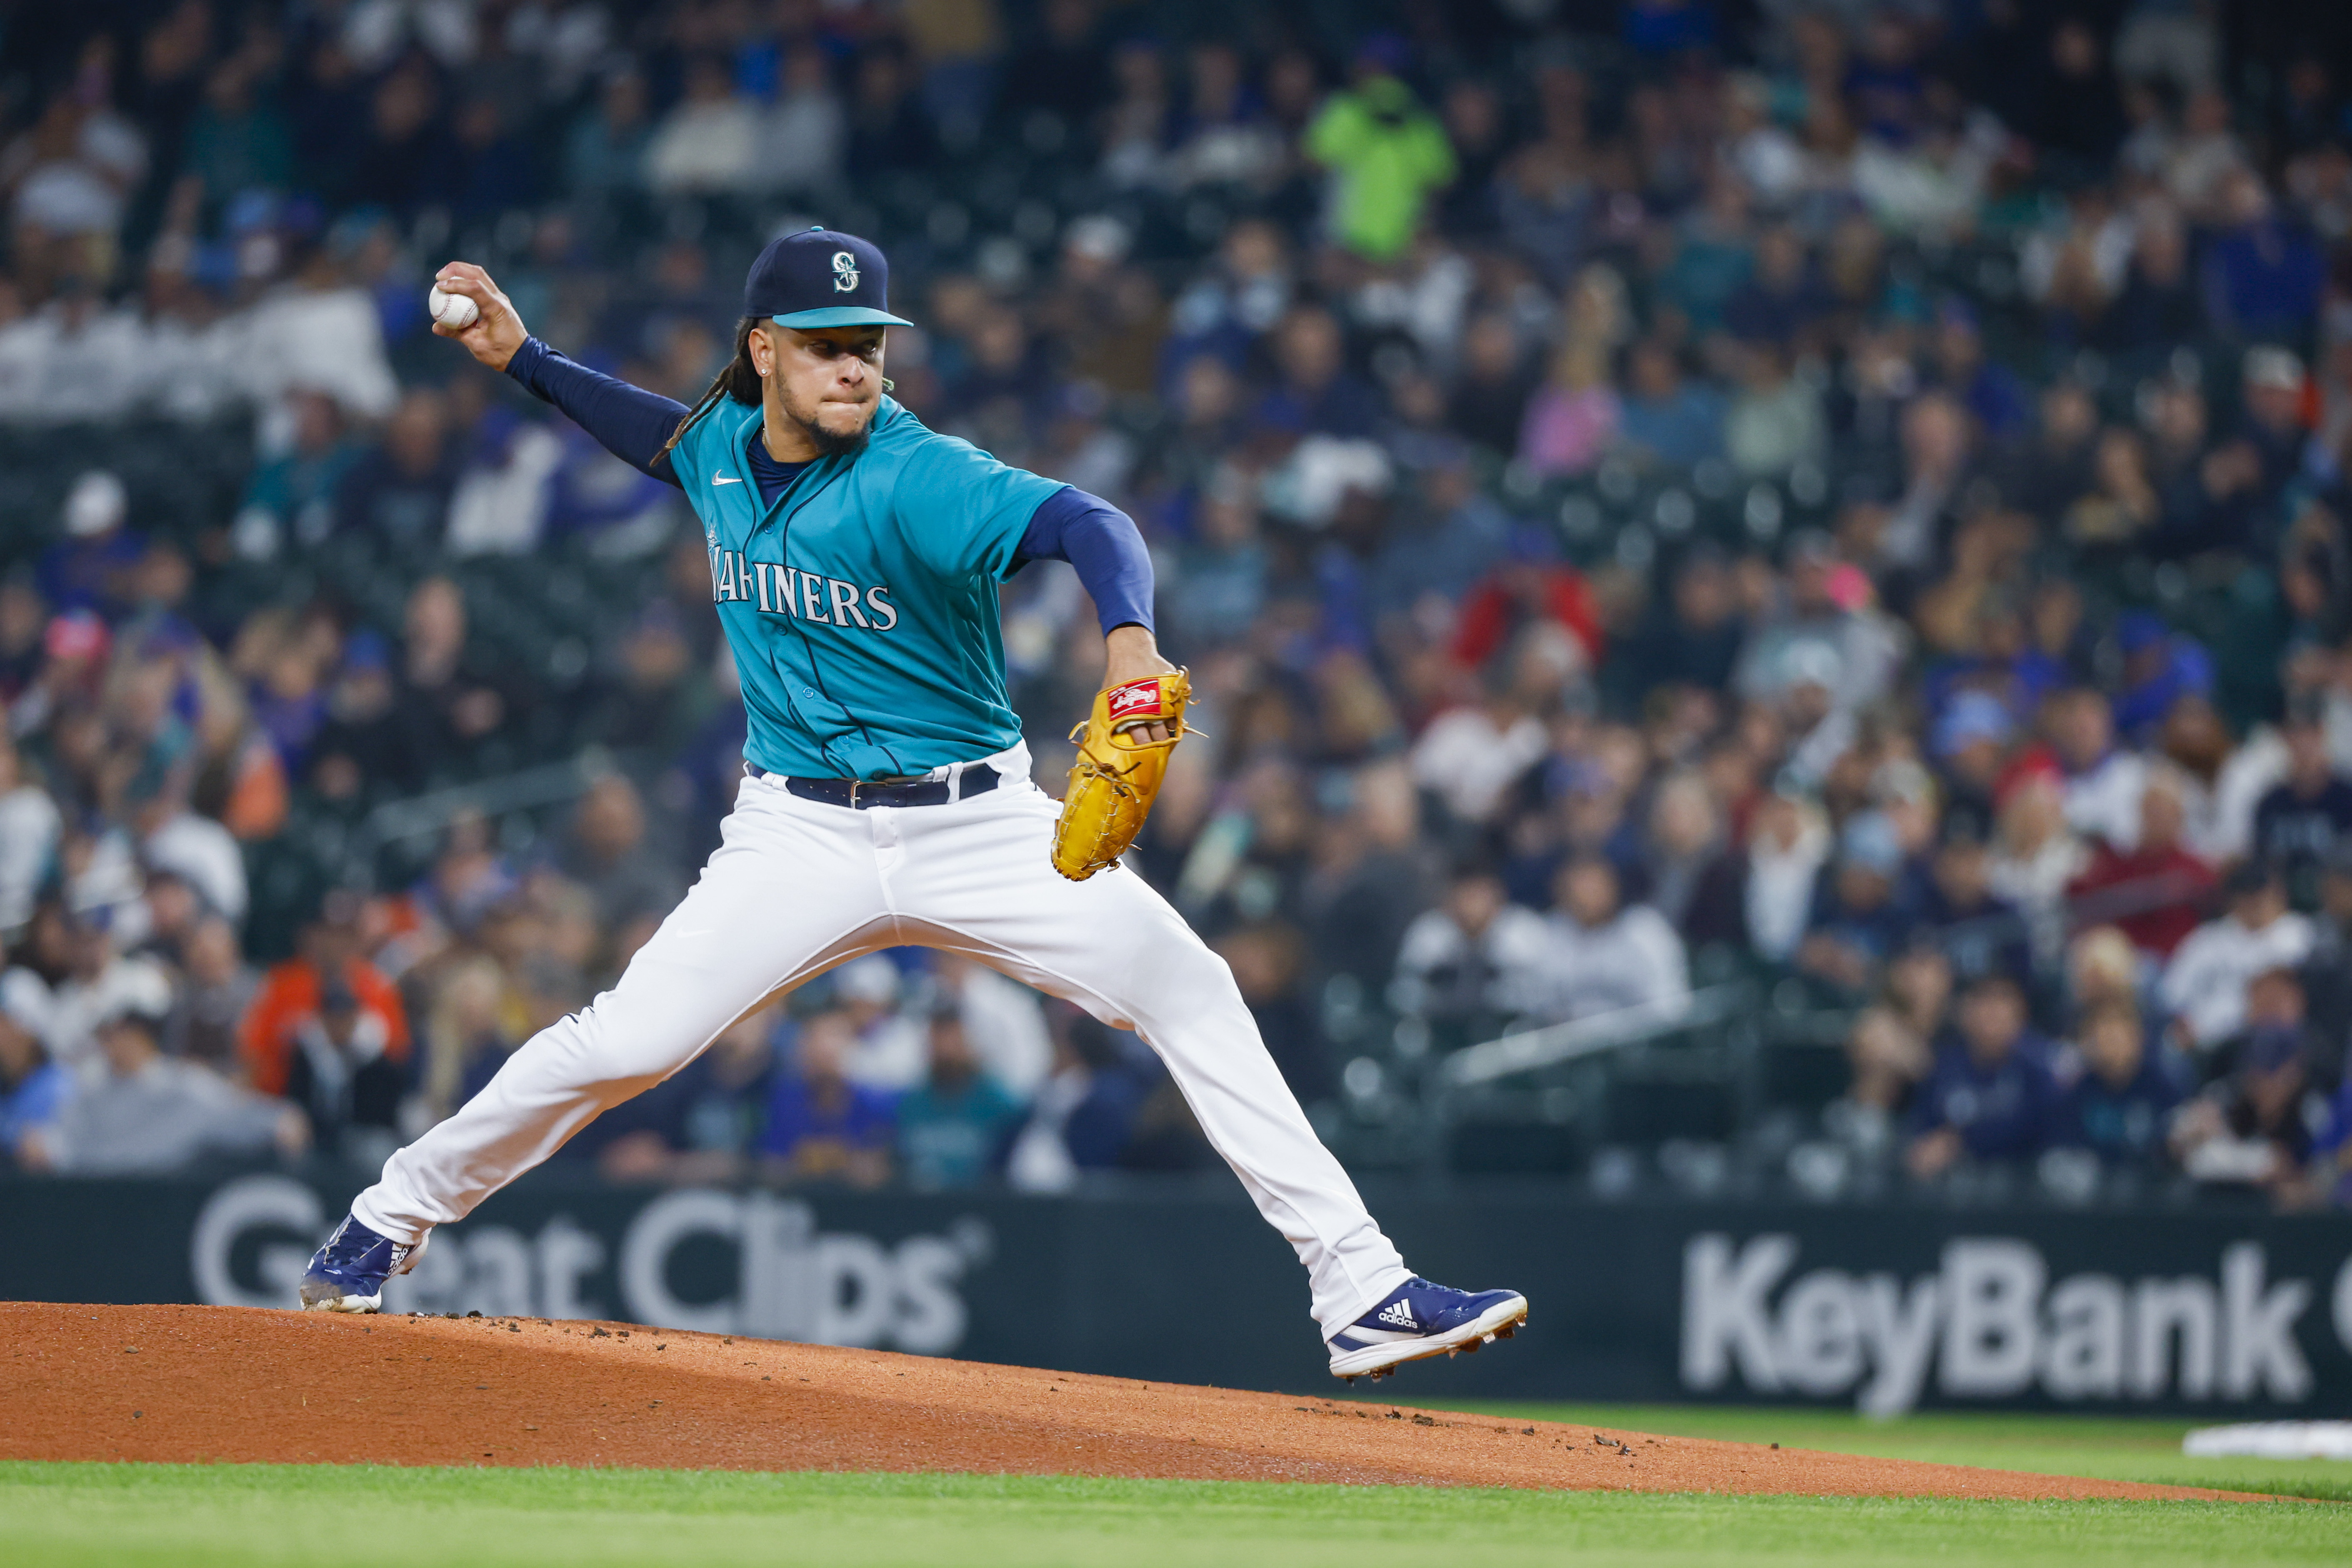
[186,1176,991,1356]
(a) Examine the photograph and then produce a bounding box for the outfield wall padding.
[5,1170,2350,1416]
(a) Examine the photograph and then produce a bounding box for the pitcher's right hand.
[430,262,528,372]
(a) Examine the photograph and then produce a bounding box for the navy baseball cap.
[745,225,912,330]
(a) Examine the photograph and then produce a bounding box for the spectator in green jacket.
[897,1008,1025,1190]
[1303,42,1455,261]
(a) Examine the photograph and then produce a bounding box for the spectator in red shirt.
[2066,770,2215,960]
[1449,529,1604,672]
[241,892,410,1098]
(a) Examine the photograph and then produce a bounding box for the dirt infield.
[0,1304,2255,1500]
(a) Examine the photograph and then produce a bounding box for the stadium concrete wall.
[6,1171,2351,1415]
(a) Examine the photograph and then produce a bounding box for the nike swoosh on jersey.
[713,475,742,485]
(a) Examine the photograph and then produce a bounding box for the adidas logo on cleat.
[1377,1300,1418,1330]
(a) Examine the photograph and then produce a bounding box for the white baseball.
[428,285,479,330]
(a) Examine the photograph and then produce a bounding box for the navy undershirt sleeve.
[505,336,687,486]
[1016,486,1156,635]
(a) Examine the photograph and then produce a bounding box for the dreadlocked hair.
[662,316,764,455]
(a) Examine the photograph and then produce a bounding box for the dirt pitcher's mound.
[0,1304,2248,1500]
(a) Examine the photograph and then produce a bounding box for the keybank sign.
[1682,1233,2352,1414]
[191,1176,988,1355]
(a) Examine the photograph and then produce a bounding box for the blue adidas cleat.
[298,1213,428,1313]
[1327,1277,1528,1382]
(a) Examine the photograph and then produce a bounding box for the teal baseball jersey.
[665,397,1063,780]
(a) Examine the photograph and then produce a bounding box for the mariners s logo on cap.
[743,226,912,330]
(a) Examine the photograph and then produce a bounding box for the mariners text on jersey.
[667,395,1064,781]
[707,545,900,632]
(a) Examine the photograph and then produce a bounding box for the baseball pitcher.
[300,227,1525,1381]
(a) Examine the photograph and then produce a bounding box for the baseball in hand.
[428,285,480,330]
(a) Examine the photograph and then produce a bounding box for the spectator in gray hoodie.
[22,994,302,1174]
[1545,854,1691,1022]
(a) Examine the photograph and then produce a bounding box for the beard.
[787,393,877,458]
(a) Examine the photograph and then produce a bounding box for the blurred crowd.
[4,0,2352,1207]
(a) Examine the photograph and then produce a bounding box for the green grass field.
[5,1405,2345,1567]
[1452,1400,2352,1504]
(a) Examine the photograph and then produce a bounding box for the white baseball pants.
[353,745,1411,1338]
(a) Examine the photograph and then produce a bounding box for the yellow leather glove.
[1050,669,1194,881]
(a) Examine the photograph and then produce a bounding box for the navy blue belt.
[752,763,1000,809]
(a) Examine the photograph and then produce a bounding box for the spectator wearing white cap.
[2160,860,2315,1057]
[35,469,138,617]
[38,913,173,1087]
[1775,638,1858,791]
[1735,530,1902,717]
[832,953,928,1092]
[133,775,248,925]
